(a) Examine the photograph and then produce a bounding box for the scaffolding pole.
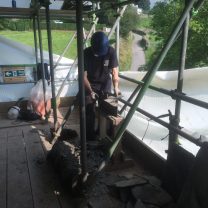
[76,0,87,176]
[53,31,77,71]
[45,3,58,129]
[36,11,47,116]
[119,74,208,110]
[56,18,98,99]
[33,18,38,64]
[119,98,206,147]
[172,7,190,145]
[108,5,127,39]
[108,0,197,159]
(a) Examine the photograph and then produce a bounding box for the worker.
[84,31,120,140]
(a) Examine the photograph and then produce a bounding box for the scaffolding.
[0,0,208,193]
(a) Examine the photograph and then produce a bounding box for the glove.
[114,87,121,97]
[90,91,99,100]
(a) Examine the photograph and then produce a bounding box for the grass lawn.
[119,35,133,71]
[0,30,77,59]
[0,29,134,71]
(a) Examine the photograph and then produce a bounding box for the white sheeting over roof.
[0,34,207,159]
[0,0,63,9]
[0,36,36,65]
[120,68,208,158]
[0,0,30,8]
[0,35,77,101]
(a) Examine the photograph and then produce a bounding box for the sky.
[150,0,163,8]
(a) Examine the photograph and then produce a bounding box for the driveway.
[130,33,146,71]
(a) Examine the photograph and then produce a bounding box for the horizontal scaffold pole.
[108,0,198,159]
[119,74,208,110]
[0,64,36,67]
[119,0,205,115]
[119,98,207,147]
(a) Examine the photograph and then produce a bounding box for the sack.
[29,80,51,116]
[30,79,51,105]
[18,109,41,121]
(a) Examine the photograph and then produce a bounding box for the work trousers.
[86,101,97,140]
[85,91,109,140]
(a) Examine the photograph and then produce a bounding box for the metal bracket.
[170,89,186,100]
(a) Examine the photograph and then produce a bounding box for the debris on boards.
[47,128,175,208]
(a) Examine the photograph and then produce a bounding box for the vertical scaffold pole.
[118,0,203,118]
[32,17,39,81]
[56,18,98,99]
[108,0,197,159]
[45,3,58,129]
[37,11,47,114]
[76,0,87,176]
[172,3,190,146]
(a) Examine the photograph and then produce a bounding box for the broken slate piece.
[134,199,146,208]
[131,184,172,207]
[126,201,134,208]
[113,177,147,188]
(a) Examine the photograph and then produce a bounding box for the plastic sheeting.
[0,35,207,158]
[120,68,208,158]
[0,0,63,9]
[0,35,78,102]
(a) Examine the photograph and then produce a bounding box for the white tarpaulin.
[0,35,78,101]
[120,68,208,158]
[0,0,63,9]
[0,35,207,158]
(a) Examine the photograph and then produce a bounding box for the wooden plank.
[24,126,75,208]
[0,129,7,208]
[7,130,34,208]
[7,126,23,137]
[0,128,8,138]
[0,97,74,114]
[23,127,61,208]
[0,118,43,129]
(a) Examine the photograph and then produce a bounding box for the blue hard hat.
[91,31,109,56]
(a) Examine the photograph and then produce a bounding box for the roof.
[0,0,64,9]
[0,7,79,20]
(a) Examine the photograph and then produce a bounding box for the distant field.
[0,30,77,59]
[0,30,133,71]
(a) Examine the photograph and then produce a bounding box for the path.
[130,33,146,71]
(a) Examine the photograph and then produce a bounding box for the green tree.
[97,2,117,26]
[120,6,140,38]
[0,19,10,30]
[137,0,150,12]
[150,0,208,70]
[98,5,140,38]
[149,1,183,69]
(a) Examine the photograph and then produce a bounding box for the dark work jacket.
[84,46,118,94]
